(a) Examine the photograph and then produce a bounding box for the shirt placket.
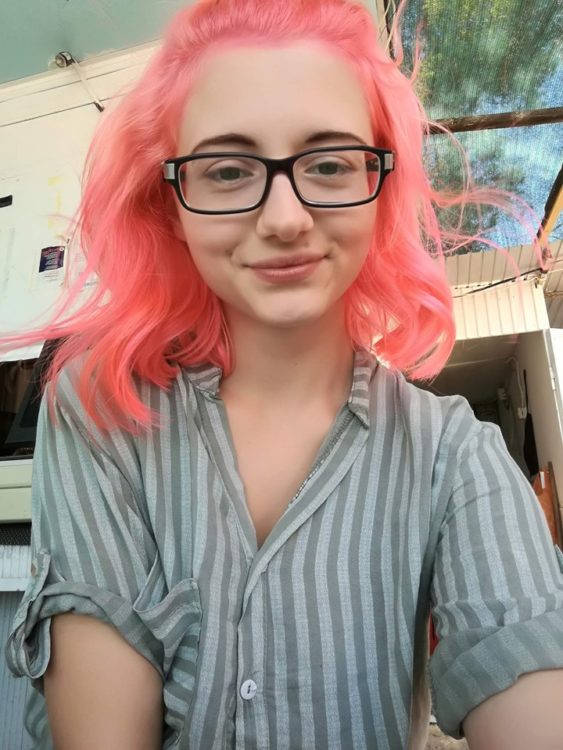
[235,576,269,749]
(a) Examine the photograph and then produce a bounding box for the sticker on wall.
[37,245,65,285]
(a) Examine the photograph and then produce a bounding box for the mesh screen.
[395,0,563,248]
[0,523,31,546]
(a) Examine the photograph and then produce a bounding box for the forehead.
[177,42,373,154]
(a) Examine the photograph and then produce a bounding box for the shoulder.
[371,362,483,455]
[50,354,197,438]
[44,353,151,461]
[47,352,89,419]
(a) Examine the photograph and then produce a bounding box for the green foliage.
[397,0,561,249]
[405,0,561,117]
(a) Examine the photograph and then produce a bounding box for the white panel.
[453,279,549,340]
[547,328,563,517]
[0,488,32,523]
[0,44,169,347]
[0,343,44,362]
[551,329,563,388]
[0,99,102,339]
[516,331,563,512]
[0,460,33,523]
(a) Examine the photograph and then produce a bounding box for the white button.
[240,679,257,700]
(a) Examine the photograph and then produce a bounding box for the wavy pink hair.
[1,0,513,433]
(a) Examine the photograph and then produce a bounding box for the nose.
[255,173,314,242]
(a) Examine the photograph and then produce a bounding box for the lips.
[249,255,325,284]
[248,254,325,269]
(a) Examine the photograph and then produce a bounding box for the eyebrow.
[190,130,369,153]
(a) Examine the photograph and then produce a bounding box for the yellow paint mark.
[47,178,63,229]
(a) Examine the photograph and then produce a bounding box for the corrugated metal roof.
[446,239,563,328]
[0,545,31,591]
[446,240,563,285]
[452,278,550,340]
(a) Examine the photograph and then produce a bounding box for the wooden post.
[429,106,563,134]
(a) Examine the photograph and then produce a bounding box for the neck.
[220,305,355,409]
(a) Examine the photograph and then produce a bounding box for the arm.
[428,402,563,739]
[463,669,563,750]
[45,614,163,750]
[5,366,200,749]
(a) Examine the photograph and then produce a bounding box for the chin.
[260,306,328,329]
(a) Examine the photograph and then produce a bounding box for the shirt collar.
[346,348,378,428]
[183,348,378,429]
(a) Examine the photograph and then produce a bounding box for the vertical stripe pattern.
[4,350,563,748]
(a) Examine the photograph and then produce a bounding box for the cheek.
[177,216,250,300]
[354,204,377,242]
[178,214,244,266]
[332,207,376,260]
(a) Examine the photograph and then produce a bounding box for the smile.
[249,257,325,284]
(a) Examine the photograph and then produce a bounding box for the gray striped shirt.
[5,350,563,749]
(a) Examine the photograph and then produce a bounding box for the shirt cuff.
[429,546,563,738]
[5,549,202,748]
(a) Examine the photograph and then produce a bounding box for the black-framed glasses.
[162,145,395,215]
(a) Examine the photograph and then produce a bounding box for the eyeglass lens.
[177,150,382,211]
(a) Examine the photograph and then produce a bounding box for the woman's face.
[173,42,377,330]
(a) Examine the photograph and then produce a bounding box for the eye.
[206,164,252,183]
[306,158,351,177]
[198,157,262,186]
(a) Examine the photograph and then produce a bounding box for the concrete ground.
[426,725,469,749]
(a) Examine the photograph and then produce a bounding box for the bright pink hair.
[1,0,519,433]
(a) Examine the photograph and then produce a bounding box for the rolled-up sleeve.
[428,410,563,738]
[4,367,201,747]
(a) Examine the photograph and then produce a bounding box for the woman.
[5,0,563,748]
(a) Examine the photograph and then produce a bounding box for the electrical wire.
[452,256,563,298]
[71,58,105,113]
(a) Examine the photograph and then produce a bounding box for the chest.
[178,415,429,750]
[224,406,336,548]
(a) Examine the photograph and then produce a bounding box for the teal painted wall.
[0,0,193,85]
